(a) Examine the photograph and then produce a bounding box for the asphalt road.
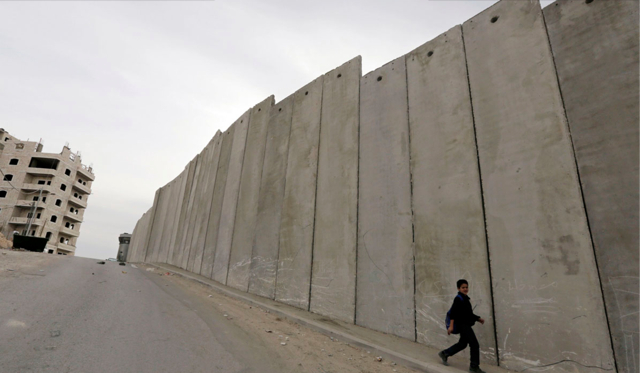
[0,255,289,373]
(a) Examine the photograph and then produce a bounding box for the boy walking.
[438,279,486,373]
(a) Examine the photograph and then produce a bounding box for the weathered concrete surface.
[196,133,223,276]
[185,153,205,273]
[276,78,323,309]
[357,57,414,340]
[544,1,639,371]
[406,26,496,361]
[178,155,202,269]
[201,127,234,279]
[147,185,170,263]
[248,96,294,299]
[227,97,274,291]
[212,112,251,284]
[171,157,198,267]
[191,134,222,275]
[165,165,192,265]
[463,1,614,371]
[157,174,182,264]
[310,57,360,322]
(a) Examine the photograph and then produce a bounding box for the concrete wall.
[128,1,637,371]
[544,1,639,372]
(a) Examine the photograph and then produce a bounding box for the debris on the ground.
[145,268,155,272]
[97,261,105,265]
[119,262,125,266]
[265,330,273,333]
[131,264,138,268]
[50,330,61,337]
[375,356,382,362]
[122,271,127,274]
[281,342,286,346]
[208,295,212,297]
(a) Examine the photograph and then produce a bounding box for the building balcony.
[68,197,87,209]
[26,168,57,177]
[72,182,91,194]
[65,212,83,223]
[56,242,76,253]
[76,165,95,181]
[60,227,80,237]
[15,200,46,209]
[20,183,53,193]
[9,217,43,226]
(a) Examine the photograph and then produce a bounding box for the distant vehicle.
[106,258,117,262]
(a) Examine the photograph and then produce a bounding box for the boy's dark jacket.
[450,292,481,327]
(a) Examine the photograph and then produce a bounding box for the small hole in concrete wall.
[258,108,261,111]
[377,76,382,82]
[337,74,342,78]
[585,0,593,3]
[241,120,243,123]
[278,108,282,112]
[491,16,499,23]
[305,91,308,96]
[427,51,434,57]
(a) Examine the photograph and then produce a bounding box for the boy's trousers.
[444,325,480,368]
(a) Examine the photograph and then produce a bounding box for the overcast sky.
[0,0,552,260]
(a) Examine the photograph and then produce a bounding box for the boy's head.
[457,279,469,295]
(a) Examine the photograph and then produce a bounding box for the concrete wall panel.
[197,133,224,276]
[184,153,205,272]
[463,1,614,371]
[201,126,234,279]
[544,1,639,371]
[248,96,294,299]
[310,57,361,323]
[212,111,252,283]
[147,186,170,263]
[227,97,274,291]
[157,175,182,264]
[171,157,198,267]
[357,56,414,339]
[191,133,222,275]
[165,165,190,265]
[276,78,323,309]
[406,26,496,361]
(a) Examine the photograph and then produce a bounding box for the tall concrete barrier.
[212,111,251,283]
[162,167,188,264]
[544,1,639,372]
[463,1,614,371]
[201,127,234,279]
[157,174,183,264]
[406,25,496,361]
[227,97,274,291]
[357,56,414,340]
[248,96,294,299]
[184,153,205,272]
[190,133,222,275]
[276,77,323,309]
[310,57,361,323]
[197,133,224,277]
[146,185,170,263]
[171,157,197,267]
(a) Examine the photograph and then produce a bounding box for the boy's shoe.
[438,351,448,366]
[469,366,486,373]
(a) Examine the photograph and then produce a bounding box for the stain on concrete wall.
[128,0,637,371]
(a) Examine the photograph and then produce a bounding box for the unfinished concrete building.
[0,129,95,255]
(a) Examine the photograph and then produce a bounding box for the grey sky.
[0,0,552,260]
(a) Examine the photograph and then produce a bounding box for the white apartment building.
[0,129,95,255]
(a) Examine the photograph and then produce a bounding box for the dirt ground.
[141,264,421,373]
[0,249,61,279]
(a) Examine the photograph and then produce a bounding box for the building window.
[36,213,41,219]
[31,230,36,236]
[16,144,24,149]
[27,212,33,218]
[55,199,62,206]
[33,196,39,201]
[46,232,52,240]
[50,215,57,223]
[70,224,75,229]
[79,195,83,200]
[48,249,54,254]
[60,237,64,243]
[83,182,87,186]
[46,181,51,185]
[78,178,82,183]
[42,197,46,203]
[60,184,66,191]
[3,174,13,181]
[73,193,78,198]
[9,159,18,165]
[65,169,71,176]
[37,180,45,185]
[4,137,8,141]
[0,191,6,198]
[65,222,70,228]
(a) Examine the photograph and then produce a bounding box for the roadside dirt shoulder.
[0,250,61,280]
